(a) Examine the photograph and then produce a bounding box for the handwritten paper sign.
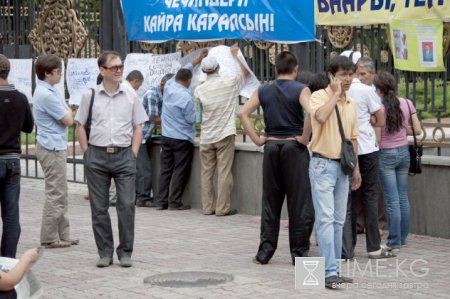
[8,59,33,102]
[123,53,153,97]
[55,59,65,101]
[198,45,260,98]
[66,59,99,105]
[147,52,181,89]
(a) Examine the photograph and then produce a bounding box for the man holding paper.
[194,43,248,216]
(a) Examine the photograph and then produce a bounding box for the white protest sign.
[124,53,153,98]
[179,48,211,92]
[199,45,260,98]
[146,52,181,93]
[55,59,65,100]
[8,59,33,102]
[66,58,99,106]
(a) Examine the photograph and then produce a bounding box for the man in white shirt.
[194,44,248,216]
[75,51,148,268]
[341,55,394,259]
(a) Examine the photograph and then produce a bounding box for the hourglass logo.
[295,257,325,289]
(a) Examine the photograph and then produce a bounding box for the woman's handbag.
[406,100,422,176]
[335,106,357,175]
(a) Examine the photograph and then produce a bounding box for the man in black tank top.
[238,51,314,265]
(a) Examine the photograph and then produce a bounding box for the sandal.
[369,248,397,259]
[41,240,71,248]
[61,238,79,245]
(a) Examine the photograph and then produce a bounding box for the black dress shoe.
[156,205,168,210]
[136,200,156,207]
[216,209,238,216]
[168,204,190,210]
[252,256,268,265]
[325,275,342,289]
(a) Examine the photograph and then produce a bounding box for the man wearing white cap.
[194,43,248,216]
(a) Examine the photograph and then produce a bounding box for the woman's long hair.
[374,72,404,134]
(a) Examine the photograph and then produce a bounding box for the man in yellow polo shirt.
[309,55,361,289]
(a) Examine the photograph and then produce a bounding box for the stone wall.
[149,142,450,239]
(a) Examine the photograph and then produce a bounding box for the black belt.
[312,152,340,162]
[90,145,129,154]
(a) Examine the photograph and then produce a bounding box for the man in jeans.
[0,54,34,258]
[341,56,395,260]
[309,56,361,288]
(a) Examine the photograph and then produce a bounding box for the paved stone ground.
[15,178,450,298]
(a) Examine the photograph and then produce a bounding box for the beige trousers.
[200,135,235,215]
[36,144,70,244]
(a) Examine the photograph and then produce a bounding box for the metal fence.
[1,1,449,182]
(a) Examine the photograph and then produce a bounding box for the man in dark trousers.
[155,51,207,211]
[75,51,147,268]
[239,51,314,266]
[0,54,34,258]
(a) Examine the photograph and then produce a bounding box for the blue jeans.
[309,157,349,278]
[0,158,21,258]
[378,146,410,249]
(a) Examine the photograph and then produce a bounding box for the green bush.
[397,79,449,119]
[21,125,77,145]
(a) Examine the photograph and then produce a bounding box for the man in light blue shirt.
[155,50,207,210]
[33,54,77,249]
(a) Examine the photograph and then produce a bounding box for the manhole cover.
[144,271,233,288]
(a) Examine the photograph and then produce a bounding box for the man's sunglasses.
[102,64,124,72]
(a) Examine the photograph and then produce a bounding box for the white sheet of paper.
[8,59,33,102]
[0,257,43,299]
[66,59,99,106]
[55,59,65,101]
[179,48,211,92]
[145,52,182,96]
[199,45,260,98]
[124,53,153,98]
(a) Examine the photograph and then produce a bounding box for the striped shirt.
[142,85,162,143]
[194,73,244,144]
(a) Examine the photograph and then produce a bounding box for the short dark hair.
[297,71,315,85]
[98,50,121,68]
[327,56,355,75]
[161,73,174,84]
[309,72,330,93]
[126,70,144,82]
[35,54,62,80]
[0,54,10,80]
[96,74,103,85]
[275,51,297,75]
[175,68,192,82]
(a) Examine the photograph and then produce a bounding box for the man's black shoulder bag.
[335,106,357,175]
[84,88,95,142]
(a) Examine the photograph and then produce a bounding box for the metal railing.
[1,1,449,182]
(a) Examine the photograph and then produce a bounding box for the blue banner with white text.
[121,0,316,43]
